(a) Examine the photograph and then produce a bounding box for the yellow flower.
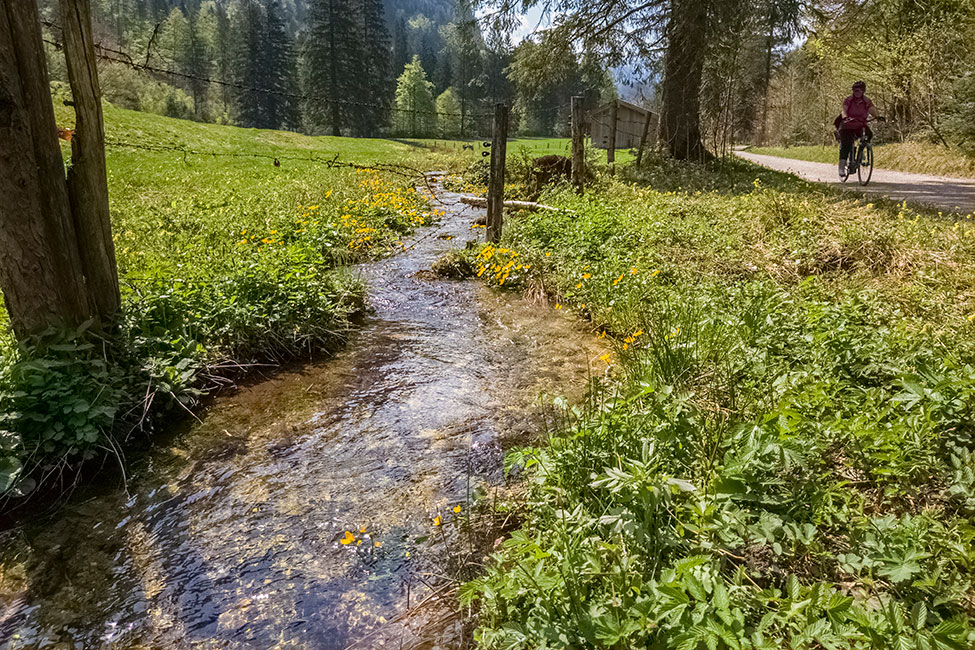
[433,515,442,526]
[546,252,552,256]
[340,531,355,545]
[631,267,637,274]
[582,273,591,279]
[374,541,383,548]
[614,273,625,285]
[576,283,583,289]
[453,505,462,513]
[555,304,562,310]
[600,353,611,363]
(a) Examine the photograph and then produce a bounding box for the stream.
[0,174,603,649]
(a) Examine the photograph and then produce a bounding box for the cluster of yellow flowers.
[237,205,323,248]
[442,174,487,196]
[475,244,531,287]
[240,170,445,253]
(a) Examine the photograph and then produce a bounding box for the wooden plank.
[486,102,508,244]
[61,0,120,319]
[571,95,584,193]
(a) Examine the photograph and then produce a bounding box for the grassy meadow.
[457,154,975,647]
[747,142,975,179]
[0,102,446,494]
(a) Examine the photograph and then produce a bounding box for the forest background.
[37,0,975,154]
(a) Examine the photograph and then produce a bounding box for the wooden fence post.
[0,0,92,338]
[61,0,120,320]
[636,110,653,167]
[571,95,584,193]
[607,99,618,174]
[486,102,508,244]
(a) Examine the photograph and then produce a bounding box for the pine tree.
[184,7,210,120]
[391,17,408,79]
[442,3,483,136]
[234,0,266,127]
[304,0,361,135]
[394,55,435,137]
[213,2,233,116]
[265,1,300,130]
[354,0,392,135]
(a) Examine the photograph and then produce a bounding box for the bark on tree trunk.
[61,0,120,321]
[660,0,710,161]
[0,0,92,339]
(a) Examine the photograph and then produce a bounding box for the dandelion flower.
[600,353,611,363]
[433,515,442,526]
[453,505,462,513]
[340,531,355,545]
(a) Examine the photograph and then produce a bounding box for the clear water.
[0,175,604,649]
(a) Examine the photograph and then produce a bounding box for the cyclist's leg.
[838,128,856,175]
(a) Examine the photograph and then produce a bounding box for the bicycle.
[839,116,883,186]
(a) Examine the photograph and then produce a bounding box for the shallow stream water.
[0,175,603,649]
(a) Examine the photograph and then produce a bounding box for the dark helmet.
[853,80,866,91]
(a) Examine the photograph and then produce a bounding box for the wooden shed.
[590,100,658,150]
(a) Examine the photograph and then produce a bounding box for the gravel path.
[736,151,975,215]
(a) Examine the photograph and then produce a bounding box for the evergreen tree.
[214,2,234,116]
[355,0,392,135]
[234,0,267,127]
[394,55,436,137]
[184,7,211,120]
[304,0,361,135]
[392,17,409,81]
[265,1,300,130]
[442,3,482,136]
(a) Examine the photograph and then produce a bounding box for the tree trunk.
[660,0,710,161]
[61,0,120,322]
[759,29,773,146]
[0,0,92,339]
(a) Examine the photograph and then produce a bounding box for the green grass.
[0,101,445,495]
[460,154,975,648]
[748,142,975,179]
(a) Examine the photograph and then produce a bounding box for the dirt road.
[736,151,975,215]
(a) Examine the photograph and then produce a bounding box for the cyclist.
[835,81,884,177]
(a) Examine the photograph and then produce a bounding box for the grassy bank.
[0,102,443,496]
[461,156,975,647]
[748,142,975,179]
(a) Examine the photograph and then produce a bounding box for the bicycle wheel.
[857,142,873,185]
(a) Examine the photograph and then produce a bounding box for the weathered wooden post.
[607,99,618,174]
[0,0,92,338]
[571,95,584,193]
[486,102,508,244]
[61,0,120,320]
[636,110,653,167]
